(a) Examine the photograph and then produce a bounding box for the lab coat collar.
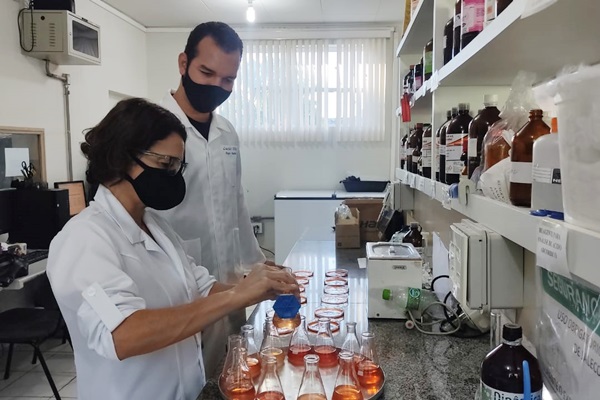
[163,90,229,142]
[93,185,145,245]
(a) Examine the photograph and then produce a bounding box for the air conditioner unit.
[19,10,101,65]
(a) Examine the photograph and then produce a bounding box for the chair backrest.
[34,273,60,311]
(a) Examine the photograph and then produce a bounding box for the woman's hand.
[231,263,299,308]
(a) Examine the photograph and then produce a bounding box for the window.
[219,37,389,143]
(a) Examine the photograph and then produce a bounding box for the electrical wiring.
[260,246,275,256]
[406,301,462,336]
[17,2,35,52]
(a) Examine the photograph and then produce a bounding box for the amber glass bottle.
[509,109,550,207]
[468,95,501,178]
[437,109,455,182]
[422,124,433,178]
[423,39,433,81]
[496,0,513,16]
[443,18,454,65]
[453,0,463,57]
[411,123,424,174]
[445,103,472,184]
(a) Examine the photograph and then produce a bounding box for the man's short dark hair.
[184,21,243,62]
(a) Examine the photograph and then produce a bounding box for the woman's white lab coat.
[47,185,216,400]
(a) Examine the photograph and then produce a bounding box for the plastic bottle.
[255,356,285,400]
[445,103,473,184]
[532,117,563,213]
[423,39,433,81]
[225,346,256,400]
[461,0,485,50]
[288,315,313,367]
[381,287,439,314]
[411,123,424,174]
[468,94,501,178]
[480,324,543,399]
[296,354,327,400]
[422,124,433,178]
[496,0,513,16]
[220,334,247,395]
[443,17,454,65]
[240,325,261,380]
[509,109,550,207]
[332,352,364,400]
[437,110,454,181]
[453,0,463,57]
[402,222,423,248]
[357,332,384,396]
[313,318,338,368]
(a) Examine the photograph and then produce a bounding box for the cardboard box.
[335,208,360,248]
[343,198,383,242]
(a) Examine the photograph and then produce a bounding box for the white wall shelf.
[411,82,432,113]
[395,168,600,290]
[396,0,433,57]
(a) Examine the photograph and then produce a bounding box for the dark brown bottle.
[400,134,408,169]
[453,0,463,57]
[461,0,485,50]
[480,324,543,398]
[443,17,454,65]
[414,60,424,92]
[402,222,423,248]
[439,108,457,183]
[411,123,424,173]
[496,0,513,16]
[422,124,433,178]
[406,126,416,173]
[445,103,472,184]
[423,39,433,81]
[467,95,501,178]
[509,109,550,207]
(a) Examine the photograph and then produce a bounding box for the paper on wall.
[5,148,29,177]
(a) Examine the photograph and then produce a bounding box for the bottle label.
[533,166,561,184]
[422,137,432,167]
[406,287,422,311]
[454,13,462,31]
[462,0,485,35]
[510,162,533,184]
[443,34,447,49]
[424,51,433,75]
[485,0,496,25]
[480,382,542,400]
[440,144,446,156]
[445,133,466,161]
[468,137,478,158]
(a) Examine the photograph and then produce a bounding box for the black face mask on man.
[125,158,186,211]
[182,68,232,113]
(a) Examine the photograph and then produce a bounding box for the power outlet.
[251,222,263,235]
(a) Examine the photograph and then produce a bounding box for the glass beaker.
[225,346,256,400]
[240,324,261,380]
[219,334,246,394]
[260,316,285,366]
[256,355,285,400]
[332,351,364,400]
[296,354,327,400]
[313,318,338,368]
[357,332,384,396]
[288,315,312,366]
[340,322,362,366]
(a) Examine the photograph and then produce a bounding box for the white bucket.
[550,66,600,232]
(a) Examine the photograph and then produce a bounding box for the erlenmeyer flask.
[340,322,362,366]
[256,355,286,400]
[260,316,285,366]
[225,346,256,400]
[219,334,246,394]
[296,354,327,400]
[357,332,384,396]
[240,324,261,380]
[313,318,338,368]
[288,315,312,366]
[332,351,364,400]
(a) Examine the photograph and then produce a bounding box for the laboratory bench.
[198,233,489,400]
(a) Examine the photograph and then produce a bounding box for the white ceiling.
[100,0,404,28]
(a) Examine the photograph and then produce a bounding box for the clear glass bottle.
[340,322,361,365]
[333,351,364,400]
[313,318,339,368]
[357,332,384,396]
[260,316,285,366]
[509,109,550,207]
[220,334,246,394]
[240,324,261,380]
[288,315,313,366]
[296,354,327,400]
[256,355,286,400]
[225,346,256,400]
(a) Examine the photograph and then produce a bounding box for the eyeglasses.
[138,150,187,176]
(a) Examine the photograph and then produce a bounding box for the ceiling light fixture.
[246,0,256,23]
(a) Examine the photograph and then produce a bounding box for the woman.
[47,98,298,400]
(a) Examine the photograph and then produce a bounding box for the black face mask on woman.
[182,70,232,113]
[125,158,186,211]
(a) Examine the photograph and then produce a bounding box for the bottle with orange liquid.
[313,318,339,368]
[240,324,261,380]
[296,354,327,400]
[333,351,364,400]
[225,346,256,400]
[256,355,286,400]
[261,316,285,366]
[340,322,362,366]
[288,315,313,366]
[357,332,385,396]
[219,334,246,395]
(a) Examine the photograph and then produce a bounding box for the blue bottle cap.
[273,294,301,319]
[530,209,549,217]
[549,211,565,221]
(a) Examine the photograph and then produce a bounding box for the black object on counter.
[340,176,389,193]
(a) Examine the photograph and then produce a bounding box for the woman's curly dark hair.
[81,98,187,186]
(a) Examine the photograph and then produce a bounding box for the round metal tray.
[219,347,384,399]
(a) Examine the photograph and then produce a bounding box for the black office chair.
[0,273,67,400]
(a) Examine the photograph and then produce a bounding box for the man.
[159,22,267,376]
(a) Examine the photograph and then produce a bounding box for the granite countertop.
[199,235,489,400]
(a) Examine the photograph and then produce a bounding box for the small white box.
[366,242,422,319]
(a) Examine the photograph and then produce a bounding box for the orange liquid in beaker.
[331,384,363,400]
[297,394,328,400]
[228,385,256,400]
[273,314,301,334]
[287,344,312,366]
[255,390,285,400]
[314,345,339,368]
[261,347,285,367]
[246,354,261,379]
[357,360,384,393]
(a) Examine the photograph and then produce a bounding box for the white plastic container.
[550,66,600,232]
[531,118,563,213]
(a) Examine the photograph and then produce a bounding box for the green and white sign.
[480,382,542,400]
